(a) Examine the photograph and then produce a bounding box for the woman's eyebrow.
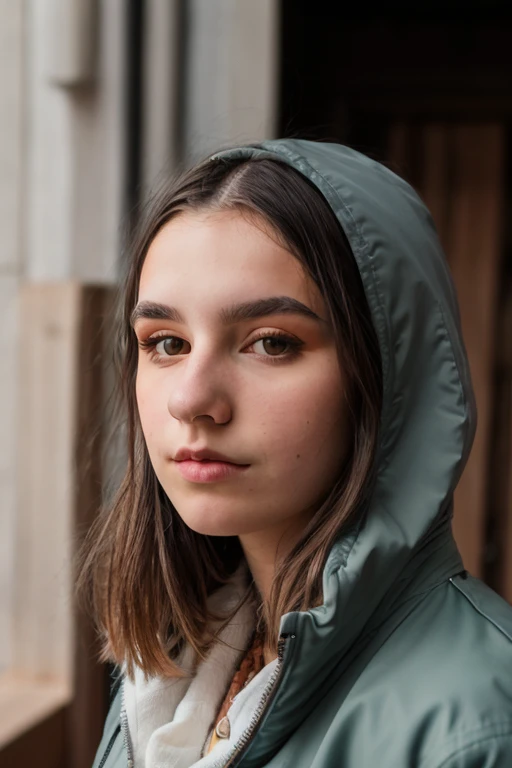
[130,296,325,327]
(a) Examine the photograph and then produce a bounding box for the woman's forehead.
[137,209,324,318]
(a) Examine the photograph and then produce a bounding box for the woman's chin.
[171,505,254,538]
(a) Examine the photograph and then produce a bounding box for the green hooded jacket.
[92,139,512,768]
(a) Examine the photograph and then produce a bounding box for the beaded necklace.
[207,630,266,753]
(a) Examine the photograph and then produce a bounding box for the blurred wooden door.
[388,123,506,579]
[279,5,512,592]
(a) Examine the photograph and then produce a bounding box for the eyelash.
[138,330,304,365]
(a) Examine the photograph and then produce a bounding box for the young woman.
[85,139,512,768]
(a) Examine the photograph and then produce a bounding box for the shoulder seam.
[449,579,512,643]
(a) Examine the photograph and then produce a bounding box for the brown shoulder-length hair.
[77,151,383,679]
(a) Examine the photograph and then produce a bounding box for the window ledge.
[0,672,71,749]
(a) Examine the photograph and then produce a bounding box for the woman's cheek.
[136,367,166,429]
[264,383,344,470]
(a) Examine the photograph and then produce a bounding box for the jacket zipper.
[212,633,293,768]
[120,678,135,768]
[97,723,121,768]
[113,634,292,768]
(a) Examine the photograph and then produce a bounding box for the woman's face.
[134,209,349,542]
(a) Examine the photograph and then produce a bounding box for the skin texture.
[134,210,349,612]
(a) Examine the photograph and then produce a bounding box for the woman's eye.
[252,336,292,356]
[139,332,302,362]
[155,337,190,356]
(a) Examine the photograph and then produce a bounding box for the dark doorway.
[279,1,512,597]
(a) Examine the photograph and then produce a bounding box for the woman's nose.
[166,354,233,426]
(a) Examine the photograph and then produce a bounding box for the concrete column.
[142,0,182,191]
[183,0,280,163]
[1,0,127,682]
[25,0,126,282]
[0,0,24,674]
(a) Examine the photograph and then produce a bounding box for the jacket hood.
[209,139,477,762]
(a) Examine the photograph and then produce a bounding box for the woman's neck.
[239,517,311,664]
[238,513,311,599]
[241,537,276,604]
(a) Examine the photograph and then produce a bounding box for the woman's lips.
[174,459,250,483]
